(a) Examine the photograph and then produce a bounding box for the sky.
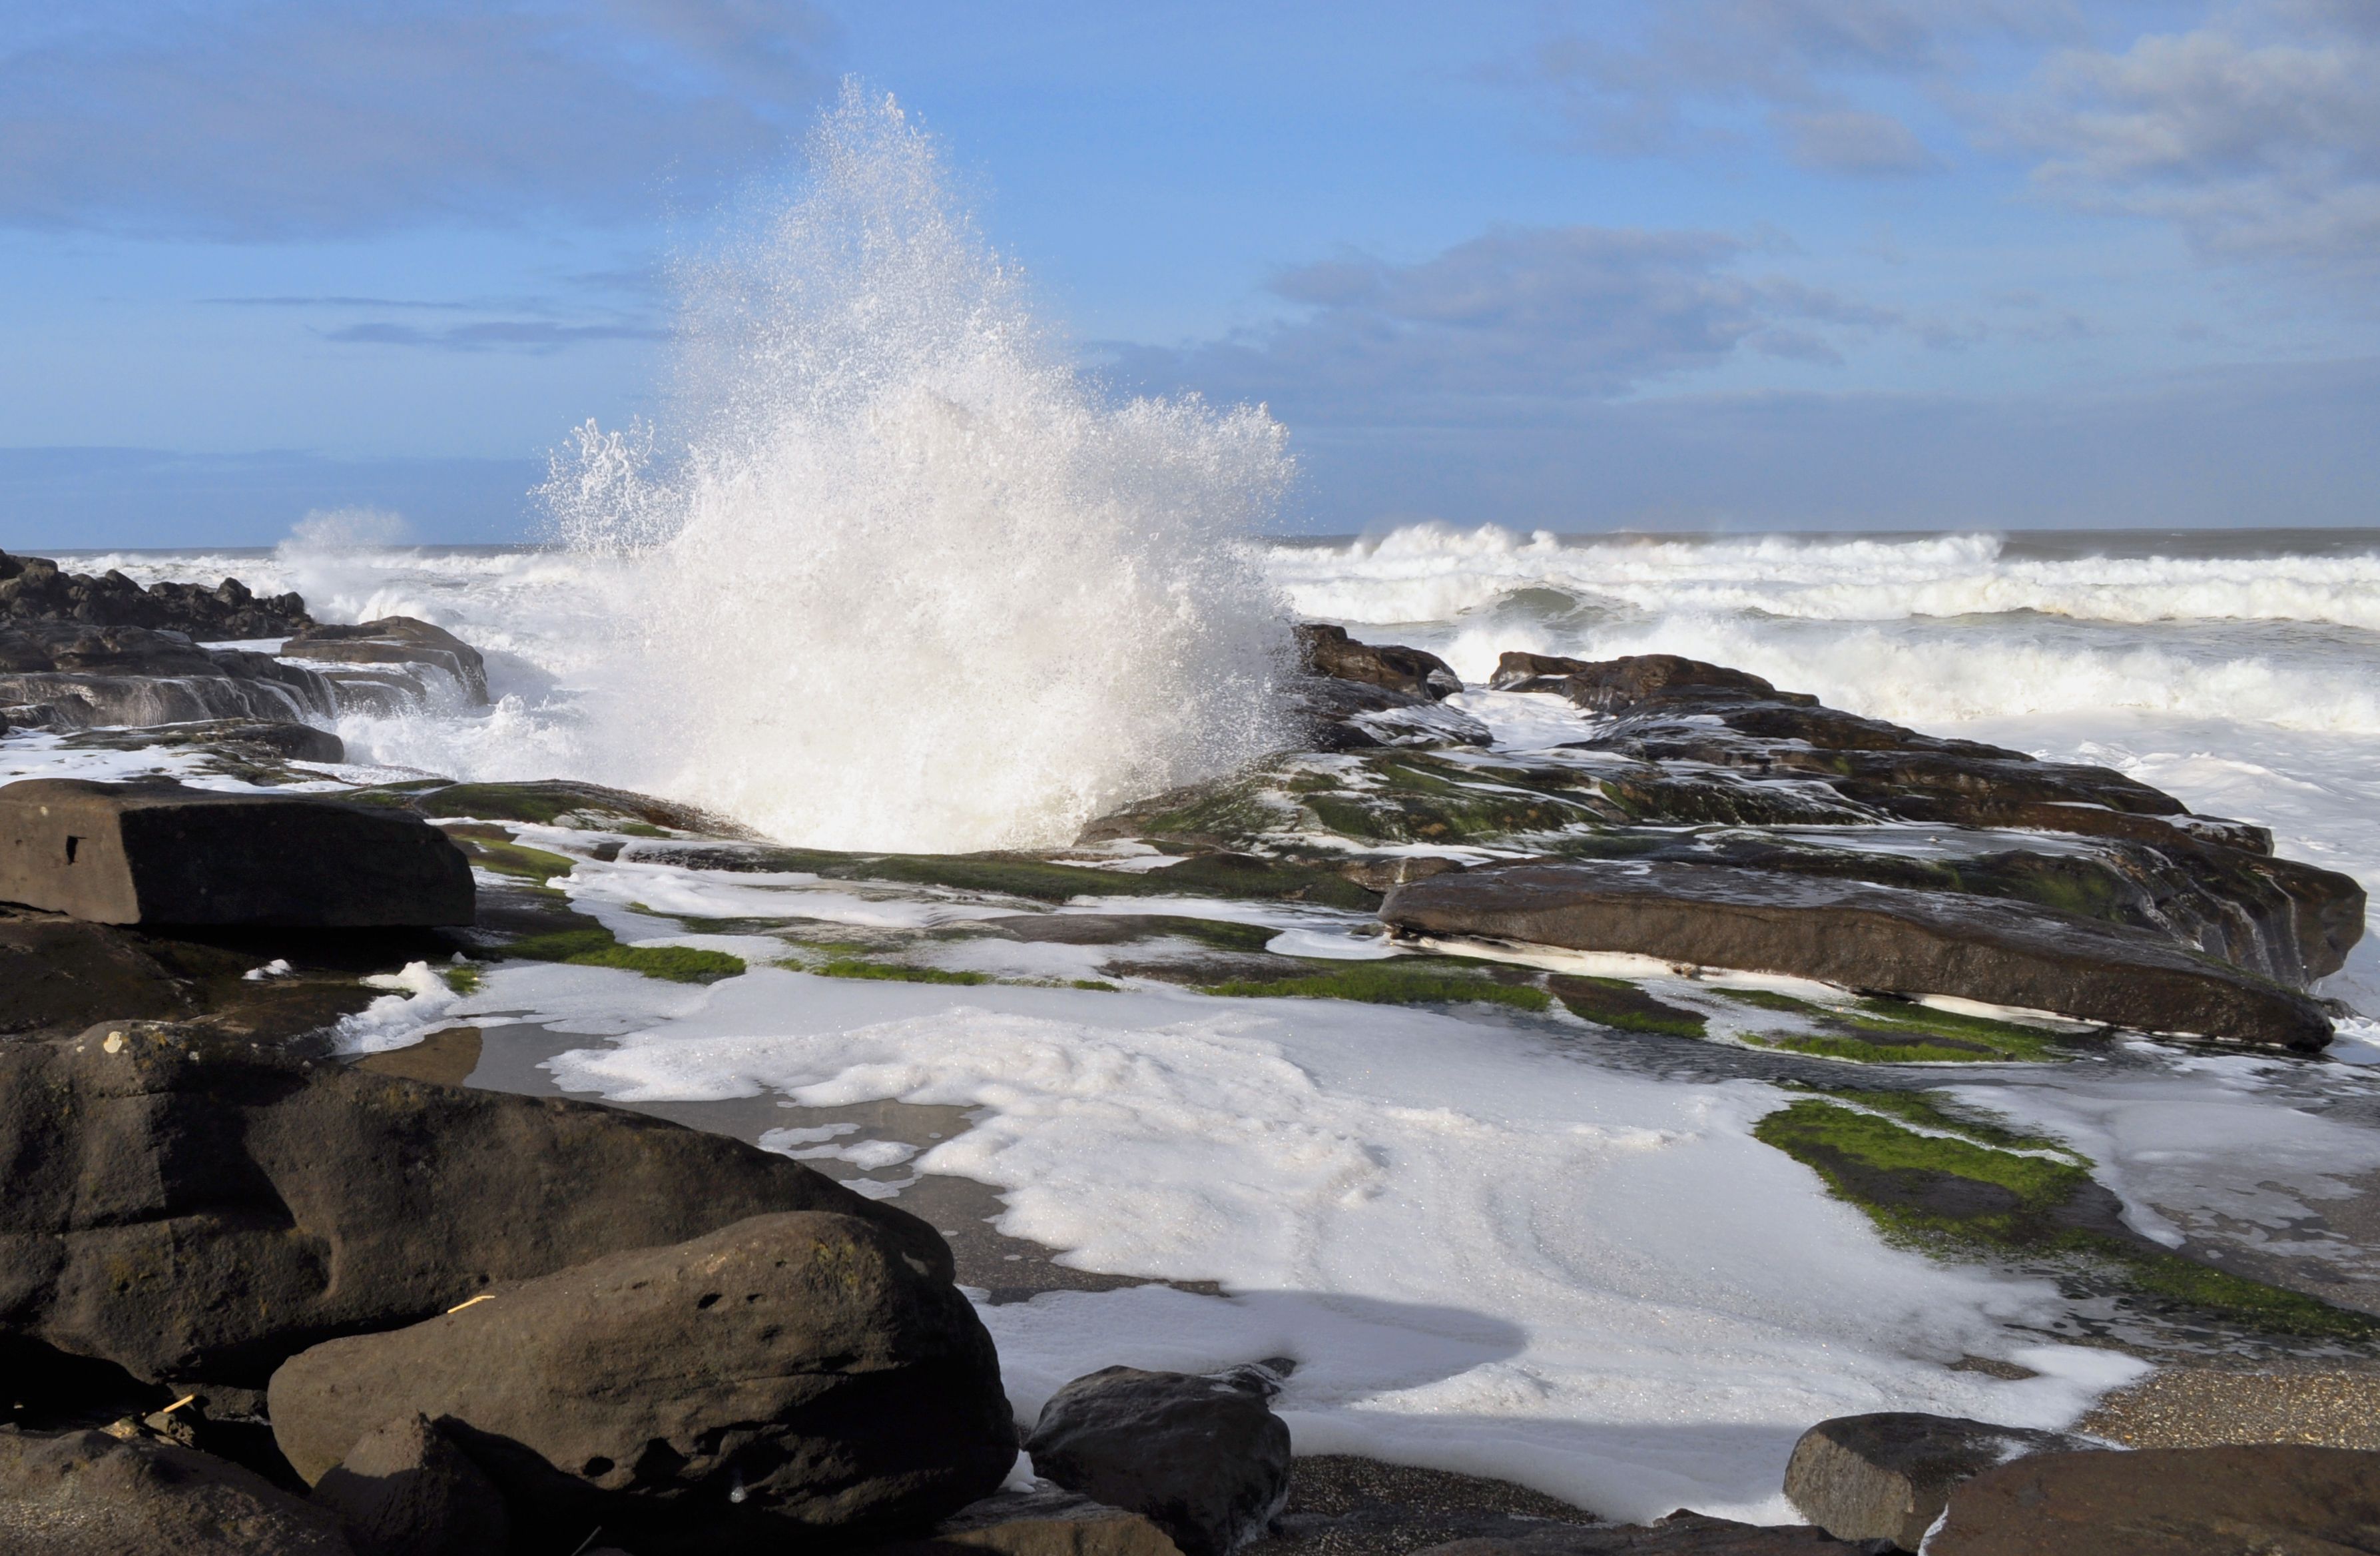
[1,0,2376,544]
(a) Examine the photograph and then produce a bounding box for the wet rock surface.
[0,1024,951,1387]
[282,617,490,707]
[1025,1365,1294,1556]
[1928,1443,2380,1555]
[0,778,476,927]
[1407,1511,1895,1553]
[1382,858,2334,1048]
[1782,1413,2097,1551]
[1299,623,1462,700]
[0,621,337,729]
[270,1212,1014,1549]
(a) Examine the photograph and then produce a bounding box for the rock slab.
[1783,1413,2096,1551]
[0,1022,952,1385]
[1928,1443,2380,1555]
[282,617,489,707]
[310,1413,507,1556]
[270,1212,1014,1545]
[0,778,475,927]
[1025,1366,1292,1556]
[1382,858,2333,1049]
[0,1425,352,1555]
[883,1487,1186,1555]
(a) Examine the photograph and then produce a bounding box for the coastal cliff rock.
[0,548,313,640]
[0,1022,952,1387]
[0,621,337,729]
[269,1212,1014,1548]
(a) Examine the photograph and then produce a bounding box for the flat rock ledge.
[1381,858,2333,1049]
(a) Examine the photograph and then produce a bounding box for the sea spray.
[544,86,1295,851]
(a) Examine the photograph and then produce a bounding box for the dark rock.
[0,1022,952,1386]
[59,717,347,767]
[0,621,337,729]
[1929,1443,2380,1555]
[0,778,474,927]
[1409,1510,1895,1553]
[868,1486,1185,1555]
[1382,859,2334,1048]
[0,909,194,1032]
[282,617,489,707]
[0,1425,352,1553]
[1339,855,1469,895]
[1488,653,1809,712]
[0,549,313,639]
[1298,624,1462,700]
[1783,1413,2097,1551]
[269,1212,1014,1548]
[1291,675,1491,750]
[310,1413,507,1556]
[1026,1366,1293,1556]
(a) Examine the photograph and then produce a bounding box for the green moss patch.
[499,927,746,984]
[442,827,580,889]
[1548,974,1708,1037]
[1755,1093,2376,1340]
[441,964,483,995]
[1722,986,2071,1063]
[810,957,992,986]
[1201,957,1552,1012]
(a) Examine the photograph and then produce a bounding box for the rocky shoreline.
[3,553,2379,1553]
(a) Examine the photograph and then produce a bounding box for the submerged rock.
[1783,1413,2097,1551]
[0,549,312,640]
[0,1425,352,1554]
[1382,859,2333,1048]
[1024,1365,1293,1556]
[0,1023,952,1386]
[1928,1443,2380,1555]
[0,779,474,927]
[269,1212,1014,1547]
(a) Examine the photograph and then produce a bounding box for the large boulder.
[1297,623,1462,700]
[1783,1413,2098,1551]
[1291,675,1492,750]
[268,1212,1014,1550]
[0,1425,352,1554]
[1382,859,2334,1049]
[0,778,474,927]
[884,1487,1187,1555]
[1488,652,1805,711]
[281,618,489,707]
[0,549,312,639]
[0,622,335,729]
[0,1022,952,1387]
[309,1413,508,1556]
[1928,1443,2380,1555]
[1024,1366,1293,1556]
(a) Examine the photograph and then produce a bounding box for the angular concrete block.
[0,779,474,927]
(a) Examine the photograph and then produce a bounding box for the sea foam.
[539,86,1294,851]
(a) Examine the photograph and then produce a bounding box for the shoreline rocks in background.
[1381,859,2334,1048]
[0,548,313,640]
[269,1212,1014,1547]
[0,779,475,927]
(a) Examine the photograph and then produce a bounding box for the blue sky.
[3,0,2375,543]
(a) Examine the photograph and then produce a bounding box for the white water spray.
[545,85,1293,851]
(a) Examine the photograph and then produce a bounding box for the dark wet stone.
[0,621,336,729]
[0,550,312,639]
[1410,1510,1893,1553]
[282,617,489,707]
[0,1023,952,1387]
[1026,1366,1293,1556]
[1299,624,1462,700]
[0,778,474,928]
[1383,859,2333,1048]
[270,1212,1013,1550]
